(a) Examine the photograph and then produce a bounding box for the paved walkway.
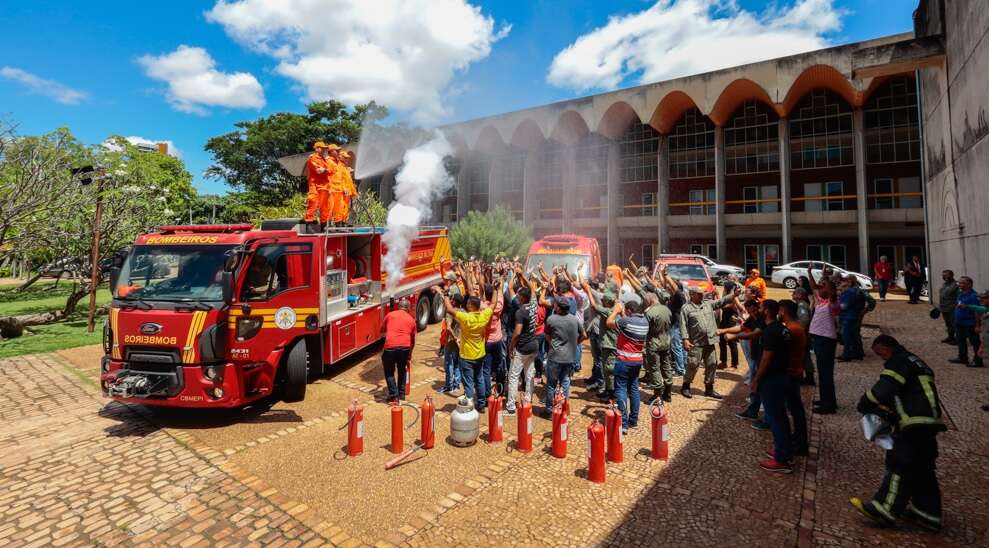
[0,299,986,546]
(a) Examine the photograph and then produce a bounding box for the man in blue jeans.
[751,300,794,473]
[668,281,688,376]
[607,300,648,434]
[543,299,584,415]
[950,276,984,367]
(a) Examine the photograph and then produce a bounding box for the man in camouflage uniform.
[641,291,674,402]
[679,285,739,399]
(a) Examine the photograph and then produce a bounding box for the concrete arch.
[549,110,590,146]
[781,64,859,115]
[596,101,642,140]
[708,79,781,127]
[510,118,546,149]
[472,125,507,152]
[649,90,704,134]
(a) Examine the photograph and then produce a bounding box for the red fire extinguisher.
[347,399,364,457]
[587,419,605,483]
[421,396,435,449]
[487,386,503,443]
[552,385,570,415]
[650,398,669,461]
[404,360,412,398]
[517,394,533,453]
[390,402,403,454]
[551,401,568,458]
[605,401,623,463]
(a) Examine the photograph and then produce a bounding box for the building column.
[562,146,577,233]
[379,170,395,206]
[853,108,870,271]
[657,134,670,253]
[522,149,539,227]
[778,118,792,263]
[714,126,727,261]
[606,141,621,265]
[487,158,502,213]
[456,158,470,222]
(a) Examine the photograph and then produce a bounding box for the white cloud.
[205,0,509,123]
[137,45,265,114]
[124,136,183,158]
[0,66,87,104]
[548,0,844,91]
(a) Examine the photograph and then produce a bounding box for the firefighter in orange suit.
[304,142,335,224]
[329,147,357,224]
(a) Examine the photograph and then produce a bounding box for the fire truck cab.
[101,221,451,408]
[524,234,602,278]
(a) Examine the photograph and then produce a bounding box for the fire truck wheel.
[429,291,445,324]
[282,340,308,403]
[416,294,430,332]
[306,336,324,383]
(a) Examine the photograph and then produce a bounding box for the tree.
[350,190,387,226]
[204,100,386,205]
[449,206,532,262]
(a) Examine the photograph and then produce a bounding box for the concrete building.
[915,0,989,301]
[363,4,955,278]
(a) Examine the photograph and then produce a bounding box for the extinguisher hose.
[400,401,420,432]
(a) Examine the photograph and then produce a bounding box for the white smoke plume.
[383,132,453,289]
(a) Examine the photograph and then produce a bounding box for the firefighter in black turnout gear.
[850,335,947,532]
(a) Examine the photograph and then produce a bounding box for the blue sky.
[0,0,916,195]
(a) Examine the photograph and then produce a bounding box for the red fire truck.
[524,234,602,278]
[100,220,451,408]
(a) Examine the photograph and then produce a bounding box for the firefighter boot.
[661,384,672,403]
[680,383,692,399]
[705,383,723,400]
[850,497,895,527]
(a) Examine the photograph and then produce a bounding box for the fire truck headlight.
[203,365,221,381]
[102,320,112,355]
[236,317,263,341]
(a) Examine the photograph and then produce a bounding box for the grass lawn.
[0,280,111,358]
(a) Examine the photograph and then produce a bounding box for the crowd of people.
[376,255,964,531]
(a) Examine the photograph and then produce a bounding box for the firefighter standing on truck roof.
[304,142,336,225]
[328,146,357,225]
[850,334,946,532]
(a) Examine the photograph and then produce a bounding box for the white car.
[658,254,745,282]
[771,261,874,290]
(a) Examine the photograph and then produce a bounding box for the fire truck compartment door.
[333,320,356,361]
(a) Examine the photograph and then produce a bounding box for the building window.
[744,244,780,274]
[642,243,656,266]
[870,176,922,209]
[669,108,715,179]
[621,123,659,183]
[789,89,854,169]
[742,185,779,213]
[806,244,847,269]
[641,192,656,216]
[499,150,525,192]
[688,189,716,215]
[725,100,779,174]
[539,143,564,191]
[576,133,610,187]
[864,77,920,164]
[464,159,490,212]
[689,243,717,259]
[804,181,844,211]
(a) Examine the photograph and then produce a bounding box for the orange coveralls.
[328,158,357,223]
[304,153,335,223]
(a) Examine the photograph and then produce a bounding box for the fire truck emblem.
[140,323,163,335]
[274,307,297,330]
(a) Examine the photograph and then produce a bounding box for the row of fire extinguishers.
[343,381,672,482]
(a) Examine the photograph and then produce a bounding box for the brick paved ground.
[2,295,987,547]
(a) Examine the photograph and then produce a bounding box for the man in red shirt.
[381,298,417,402]
[873,255,894,302]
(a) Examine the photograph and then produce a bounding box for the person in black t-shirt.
[718,278,741,369]
[752,300,794,472]
[720,300,766,423]
[506,285,539,413]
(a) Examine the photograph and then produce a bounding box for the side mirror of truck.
[224,249,242,272]
[221,271,234,304]
[109,266,121,293]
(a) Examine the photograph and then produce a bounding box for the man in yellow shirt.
[435,284,501,411]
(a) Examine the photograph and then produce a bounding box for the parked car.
[895,268,930,298]
[653,257,717,298]
[659,253,744,282]
[770,261,874,290]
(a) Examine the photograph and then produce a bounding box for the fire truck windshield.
[115,245,233,302]
[525,254,590,277]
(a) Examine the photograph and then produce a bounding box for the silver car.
[770,261,874,290]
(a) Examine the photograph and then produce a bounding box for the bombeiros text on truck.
[100,220,452,407]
